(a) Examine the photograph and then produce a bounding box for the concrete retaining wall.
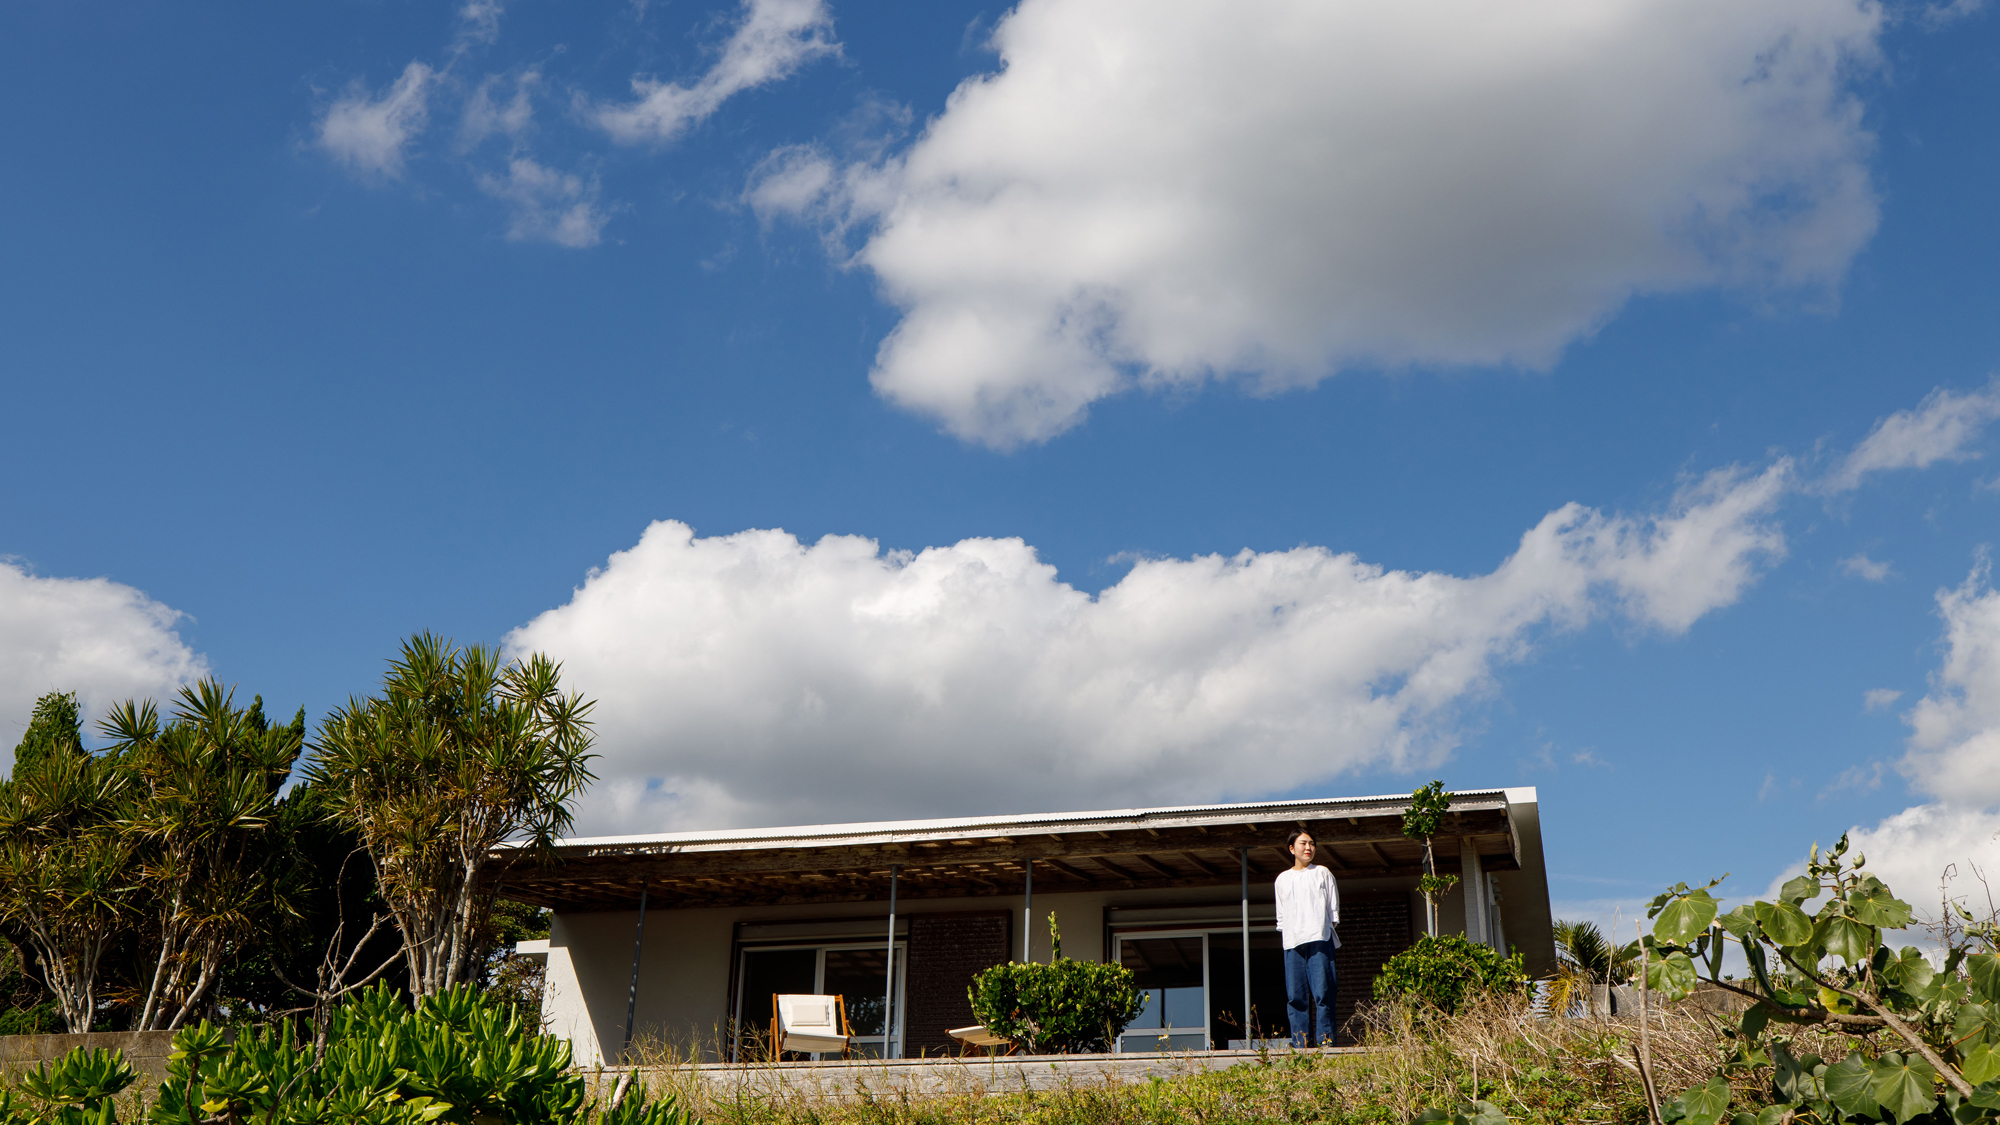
[0,1032,179,1089]
[614,1045,1376,1099]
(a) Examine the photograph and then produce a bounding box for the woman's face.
[1291,833,1316,863]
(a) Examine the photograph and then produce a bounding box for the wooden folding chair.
[770,993,853,1059]
[948,1024,1015,1056]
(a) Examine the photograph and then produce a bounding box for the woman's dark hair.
[1285,828,1314,849]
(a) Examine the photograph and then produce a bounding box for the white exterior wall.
[543,882,1282,1064]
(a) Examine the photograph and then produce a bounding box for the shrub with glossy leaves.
[1,984,685,1125]
[1372,934,1529,1013]
[2,1047,137,1125]
[969,914,1145,1054]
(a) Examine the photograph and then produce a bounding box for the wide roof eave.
[526,787,1529,856]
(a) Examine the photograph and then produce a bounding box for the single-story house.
[495,788,1552,1064]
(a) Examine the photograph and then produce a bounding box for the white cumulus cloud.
[1797,561,2000,924]
[317,62,436,181]
[477,158,609,248]
[0,561,208,758]
[1902,561,2000,806]
[757,0,1883,447]
[506,463,1787,833]
[1825,381,2000,493]
[590,0,837,145]
[1763,804,2000,936]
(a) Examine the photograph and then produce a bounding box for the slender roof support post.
[622,877,649,1060]
[1022,858,1033,963]
[884,864,899,1059]
[1241,848,1252,1046]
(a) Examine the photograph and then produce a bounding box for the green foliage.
[967,914,1144,1053]
[131,983,684,1125]
[1413,1101,1509,1125]
[100,683,306,1031]
[1402,781,1458,937]
[1632,833,2000,1125]
[310,634,596,996]
[10,693,84,775]
[0,939,60,1034]
[212,778,400,1028]
[0,708,135,1032]
[6,1047,138,1125]
[1371,935,1528,1014]
[1553,920,1636,986]
[1400,781,1454,844]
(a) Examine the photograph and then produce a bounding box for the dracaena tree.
[0,693,133,1032]
[310,633,595,997]
[100,681,305,1031]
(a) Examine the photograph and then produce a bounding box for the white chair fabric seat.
[775,994,850,1054]
[948,1024,1010,1048]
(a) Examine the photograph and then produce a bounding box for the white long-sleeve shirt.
[1275,864,1341,951]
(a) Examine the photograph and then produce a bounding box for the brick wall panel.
[903,912,1010,1056]
[1335,896,1413,1039]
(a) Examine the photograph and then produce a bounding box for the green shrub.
[4,1046,137,1125]
[1,984,685,1125]
[968,914,1145,1054]
[1372,935,1528,1013]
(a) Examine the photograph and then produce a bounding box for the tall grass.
[611,993,1778,1125]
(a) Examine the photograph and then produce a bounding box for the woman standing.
[1275,829,1340,1047]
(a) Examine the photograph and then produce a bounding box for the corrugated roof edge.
[514,788,1522,855]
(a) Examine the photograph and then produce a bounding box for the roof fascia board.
[530,789,1518,858]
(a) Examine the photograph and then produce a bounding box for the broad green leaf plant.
[1643,834,2000,1125]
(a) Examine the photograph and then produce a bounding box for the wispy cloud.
[1864,687,1904,712]
[1840,552,1894,581]
[460,70,539,150]
[316,62,435,180]
[1825,381,2000,493]
[590,0,838,144]
[454,0,505,52]
[1819,760,1887,798]
[477,158,609,248]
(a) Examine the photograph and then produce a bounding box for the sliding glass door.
[1115,932,1209,1052]
[734,942,905,1060]
[1113,927,1289,1052]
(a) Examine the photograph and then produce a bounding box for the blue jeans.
[1283,940,1337,1047]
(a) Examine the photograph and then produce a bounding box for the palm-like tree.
[102,682,304,1030]
[1545,919,1638,1017]
[310,634,596,997]
[0,699,133,1032]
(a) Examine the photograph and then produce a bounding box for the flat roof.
[493,787,1537,912]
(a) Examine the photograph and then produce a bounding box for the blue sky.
[5,0,2000,927]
